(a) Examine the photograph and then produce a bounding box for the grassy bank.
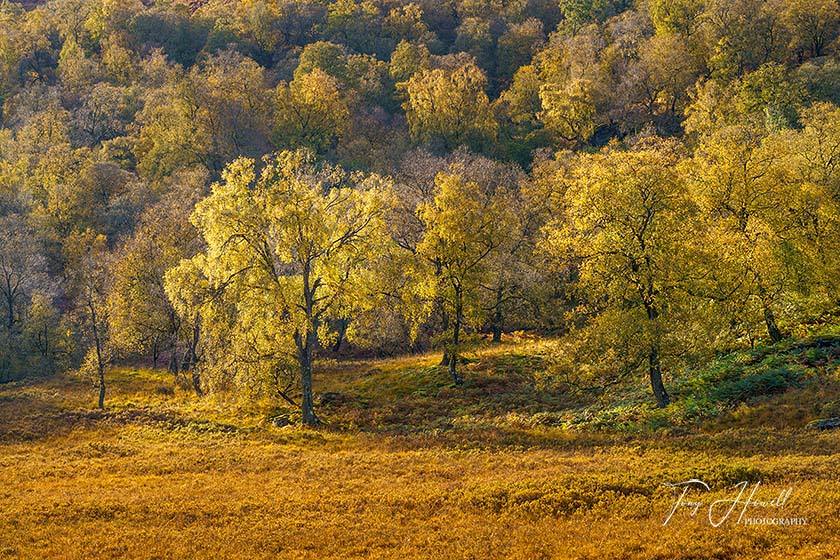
[1,335,839,559]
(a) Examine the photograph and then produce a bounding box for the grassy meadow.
[2,335,840,559]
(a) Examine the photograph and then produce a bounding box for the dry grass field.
[2,337,840,559]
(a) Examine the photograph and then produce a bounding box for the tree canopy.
[2,0,840,413]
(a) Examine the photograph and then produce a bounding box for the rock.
[807,417,840,430]
[271,416,291,428]
[319,392,349,407]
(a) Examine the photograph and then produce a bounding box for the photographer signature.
[662,479,800,526]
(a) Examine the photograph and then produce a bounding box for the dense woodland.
[2,0,840,424]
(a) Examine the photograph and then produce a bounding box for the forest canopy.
[2,0,840,424]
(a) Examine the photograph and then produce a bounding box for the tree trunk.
[491,323,502,343]
[649,344,670,408]
[188,320,202,396]
[168,337,180,384]
[97,366,106,409]
[192,371,202,397]
[88,302,105,410]
[757,284,783,343]
[332,318,348,353]
[296,329,319,427]
[448,288,464,386]
[92,313,106,410]
[5,290,13,330]
[447,335,463,386]
[439,309,451,366]
[36,323,50,360]
[298,262,321,427]
[644,303,669,408]
[491,286,504,343]
[763,306,783,343]
[152,340,159,370]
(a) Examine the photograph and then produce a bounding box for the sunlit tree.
[273,68,350,154]
[166,150,391,425]
[541,137,698,407]
[402,60,498,152]
[416,169,515,384]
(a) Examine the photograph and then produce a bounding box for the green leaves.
[538,137,699,405]
[273,69,350,155]
[402,61,498,152]
[165,149,392,396]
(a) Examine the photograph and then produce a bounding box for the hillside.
[2,334,839,559]
[3,1,840,557]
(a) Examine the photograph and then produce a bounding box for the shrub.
[712,367,803,404]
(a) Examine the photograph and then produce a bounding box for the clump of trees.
[1,0,840,418]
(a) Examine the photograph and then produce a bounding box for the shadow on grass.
[0,376,245,444]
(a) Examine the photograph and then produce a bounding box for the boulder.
[271,416,291,428]
[319,392,349,407]
[807,417,840,430]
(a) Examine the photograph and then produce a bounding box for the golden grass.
[1,344,840,559]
